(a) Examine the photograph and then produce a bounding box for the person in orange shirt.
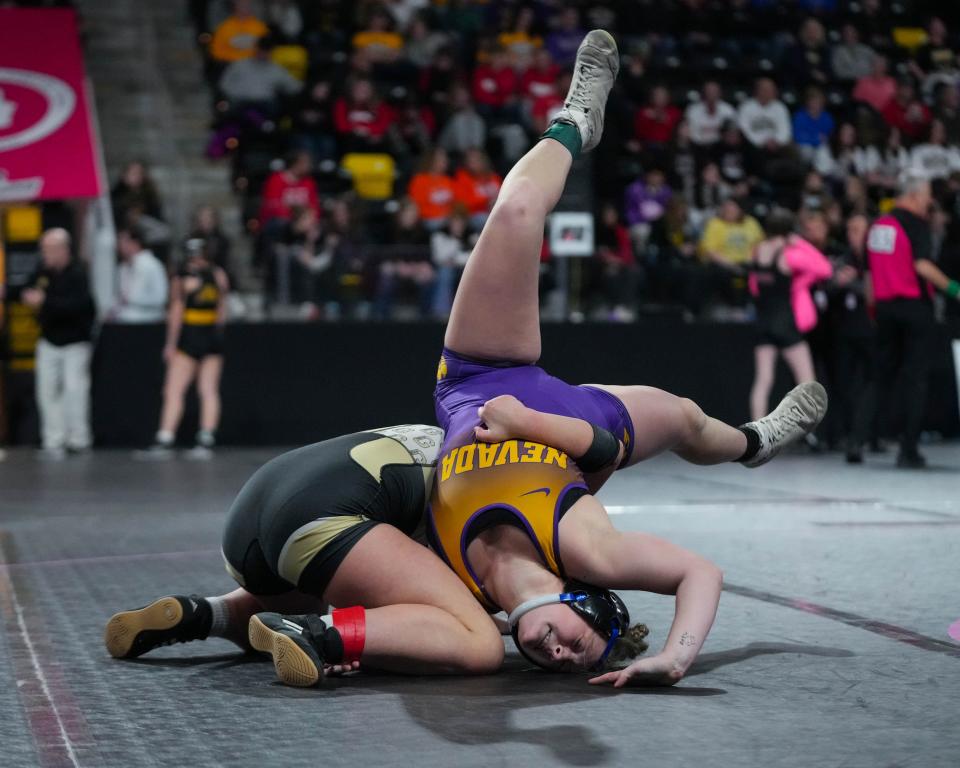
[209,0,269,64]
[453,149,502,229]
[352,7,404,64]
[408,148,455,231]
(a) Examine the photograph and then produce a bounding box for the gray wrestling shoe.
[552,29,620,152]
[740,382,828,468]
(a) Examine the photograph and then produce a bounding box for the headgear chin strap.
[508,580,630,672]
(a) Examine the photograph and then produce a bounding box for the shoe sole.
[248,615,321,687]
[104,596,183,659]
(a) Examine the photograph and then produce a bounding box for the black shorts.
[756,314,803,349]
[177,325,223,360]
[220,431,435,598]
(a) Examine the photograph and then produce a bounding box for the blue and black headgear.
[507,580,630,672]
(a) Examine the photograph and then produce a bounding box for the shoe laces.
[566,59,599,112]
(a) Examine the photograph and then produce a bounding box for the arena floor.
[1,445,958,768]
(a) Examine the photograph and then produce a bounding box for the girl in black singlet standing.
[143,238,229,458]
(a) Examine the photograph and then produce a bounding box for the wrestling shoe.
[552,29,620,152]
[740,382,828,468]
[249,613,330,687]
[104,595,212,658]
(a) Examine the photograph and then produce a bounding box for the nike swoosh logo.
[521,487,552,498]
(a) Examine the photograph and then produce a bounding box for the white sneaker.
[37,447,67,462]
[133,443,174,461]
[551,29,620,152]
[740,382,828,468]
[184,445,214,461]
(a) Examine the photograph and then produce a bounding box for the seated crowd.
[175,0,960,322]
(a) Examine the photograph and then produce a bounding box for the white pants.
[35,339,92,450]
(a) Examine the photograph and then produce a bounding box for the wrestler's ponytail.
[604,622,650,669]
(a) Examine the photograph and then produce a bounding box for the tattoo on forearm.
[679,633,698,647]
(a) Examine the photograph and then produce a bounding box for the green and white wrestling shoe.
[552,29,620,152]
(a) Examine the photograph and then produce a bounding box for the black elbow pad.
[575,424,621,473]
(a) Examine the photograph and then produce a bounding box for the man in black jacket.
[20,228,96,458]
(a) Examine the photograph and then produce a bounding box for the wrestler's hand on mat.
[588,653,684,688]
[475,395,530,442]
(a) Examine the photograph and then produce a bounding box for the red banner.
[0,8,102,201]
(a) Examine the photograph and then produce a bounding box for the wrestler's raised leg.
[444,30,619,364]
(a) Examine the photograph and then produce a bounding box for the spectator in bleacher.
[784,18,832,87]
[699,197,763,278]
[111,161,164,230]
[877,126,912,193]
[667,120,698,205]
[624,168,672,249]
[218,35,302,112]
[471,46,519,123]
[738,78,792,152]
[842,175,873,218]
[910,119,960,180]
[792,87,835,151]
[21,229,95,459]
[430,210,473,318]
[334,78,392,153]
[520,47,561,133]
[594,202,640,322]
[909,17,958,89]
[712,120,751,192]
[830,23,876,83]
[933,83,960,144]
[290,79,336,163]
[437,84,486,156]
[288,207,339,319]
[497,5,542,66]
[686,81,737,150]
[375,199,434,320]
[632,86,682,156]
[264,0,302,42]
[856,0,895,51]
[648,197,706,317]
[408,147,455,231]
[419,47,460,116]
[545,6,585,68]
[452,148,502,229]
[818,122,883,190]
[404,13,449,68]
[852,54,896,113]
[260,151,320,225]
[694,162,732,224]
[352,7,404,64]
[209,0,268,64]
[108,227,168,323]
[799,170,834,212]
[881,79,932,143]
[390,95,437,173]
[189,205,234,285]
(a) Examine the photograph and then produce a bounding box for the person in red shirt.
[881,79,932,142]
[519,48,563,133]
[471,47,519,122]
[333,78,393,153]
[453,148,503,228]
[634,86,682,150]
[259,151,320,226]
[594,202,640,322]
[408,148,456,230]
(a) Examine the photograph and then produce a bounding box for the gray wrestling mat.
[1,447,958,767]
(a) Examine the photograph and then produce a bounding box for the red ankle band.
[331,606,366,664]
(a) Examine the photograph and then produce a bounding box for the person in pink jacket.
[747,210,834,421]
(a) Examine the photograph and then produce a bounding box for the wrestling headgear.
[508,580,630,671]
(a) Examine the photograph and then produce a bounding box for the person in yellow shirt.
[698,198,764,271]
[352,8,404,63]
[209,0,269,64]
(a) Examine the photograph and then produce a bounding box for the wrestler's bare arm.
[559,498,723,686]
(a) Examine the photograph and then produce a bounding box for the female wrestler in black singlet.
[143,239,229,458]
[105,425,503,686]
